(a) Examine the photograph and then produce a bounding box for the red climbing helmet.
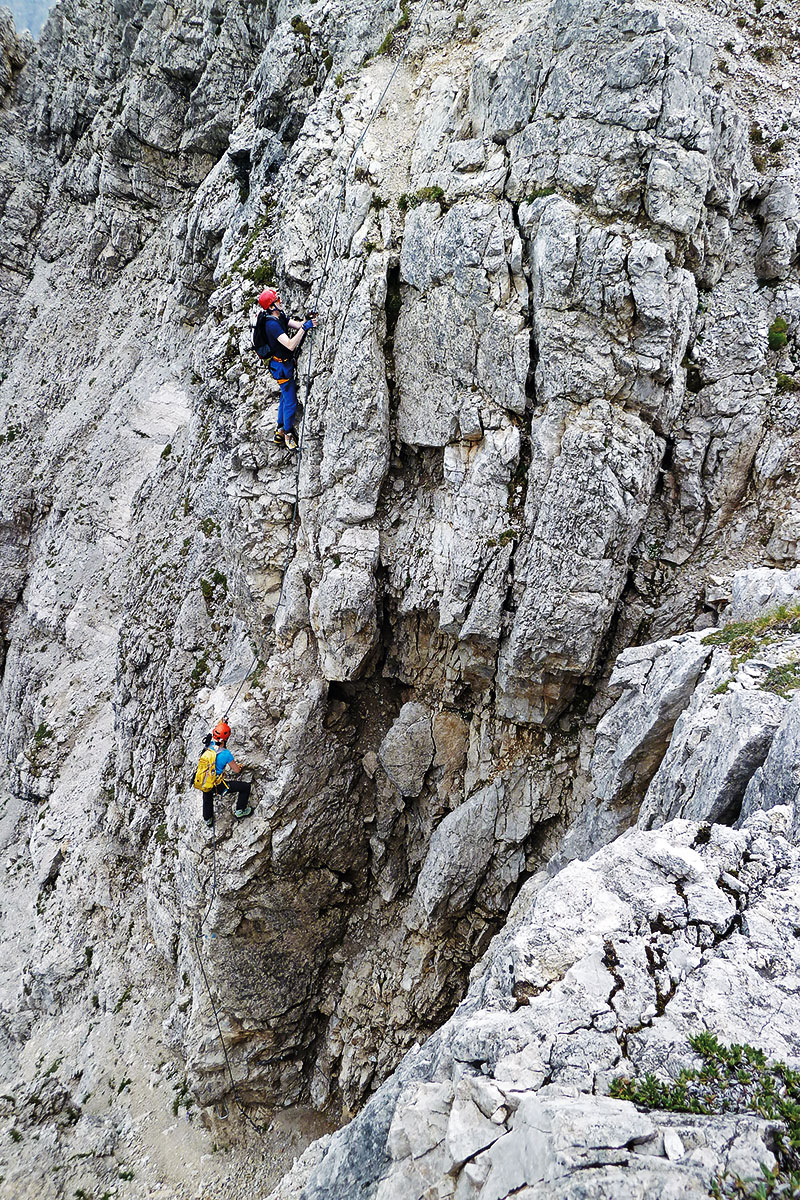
[258,288,280,310]
[213,720,231,743]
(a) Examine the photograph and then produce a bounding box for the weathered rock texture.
[270,804,800,1200]
[0,0,799,1193]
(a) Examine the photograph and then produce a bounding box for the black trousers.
[203,780,252,822]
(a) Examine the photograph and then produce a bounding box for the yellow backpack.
[193,748,221,792]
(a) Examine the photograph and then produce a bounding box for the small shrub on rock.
[761,659,800,697]
[290,15,311,46]
[611,1031,800,1198]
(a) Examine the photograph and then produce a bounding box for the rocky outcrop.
[637,678,787,827]
[591,632,713,807]
[739,691,800,839]
[591,566,800,833]
[272,804,799,1200]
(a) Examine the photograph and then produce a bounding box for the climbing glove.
[302,319,314,331]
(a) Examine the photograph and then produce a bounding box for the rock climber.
[202,720,253,827]
[253,287,318,451]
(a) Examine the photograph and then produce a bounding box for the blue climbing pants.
[269,357,297,432]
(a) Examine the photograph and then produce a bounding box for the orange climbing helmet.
[258,288,280,310]
[212,720,231,743]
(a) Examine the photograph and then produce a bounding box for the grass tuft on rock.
[290,15,311,46]
[761,659,800,697]
[768,317,789,352]
[703,604,800,665]
[398,185,447,212]
[376,0,410,54]
[610,1031,800,1198]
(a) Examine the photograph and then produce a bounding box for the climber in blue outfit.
[253,287,318,451]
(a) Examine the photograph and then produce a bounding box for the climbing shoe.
[273,427,285,443]
[233,805,253,819]
[284,430,298,451]
[204,817,214,829]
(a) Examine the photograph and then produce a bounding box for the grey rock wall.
[0,0,799,1194]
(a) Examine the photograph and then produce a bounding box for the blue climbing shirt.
[215,747,234,775]
[264,313,291,358]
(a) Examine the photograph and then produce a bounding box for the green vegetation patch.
[191,652,210,686]
[172,1077,194,1117]
[33,722,54,747]
[247,260,276,290]
[376,0,410,55]
[290,15,311,45]
[703,603,800,667]
[200,570,228,605]
[761,658,800,698]
[398,185,447,212]
[611,1031,800,1198]
[768,316,789,351]
[776,373,800,394]
[113,986,132,1014]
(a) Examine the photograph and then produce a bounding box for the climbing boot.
[233,805,253,819]
[284,430,298,451]
[273,428,285,444]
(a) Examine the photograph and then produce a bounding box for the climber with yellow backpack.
[193,720,253,828]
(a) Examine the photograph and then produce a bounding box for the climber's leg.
[227,779,252,817]
[278,371,297,435]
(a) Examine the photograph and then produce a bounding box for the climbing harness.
[194,0,434,1129]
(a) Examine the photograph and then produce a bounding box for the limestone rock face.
[738,692,800,839]
[755,174,800,282]
[591,632,713,807]
[592,567,800,834]
[638,683,787,828]
[279,806,798,1200]
[0,0,799,1193]
[378,701,434,797]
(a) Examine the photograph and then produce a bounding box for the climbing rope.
[196,0,435,1128]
